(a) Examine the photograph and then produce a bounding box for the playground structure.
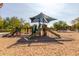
[6,13,62,48]
[27,13,61,39]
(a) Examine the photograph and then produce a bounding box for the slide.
[47,28,61,38]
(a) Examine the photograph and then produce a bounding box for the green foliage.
[0,16,31,32]
[53,21,68,30]
[3,17,10,29]
[23,22,30,29]
[76,22,79,29]
[22,22,31,33]
[9,17,21,28]
[0,16,4,29]
[72,17,79,30]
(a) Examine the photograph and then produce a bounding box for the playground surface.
[0,31,79,56]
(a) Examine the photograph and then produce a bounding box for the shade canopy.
[30,13,57,23]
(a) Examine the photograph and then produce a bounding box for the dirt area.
[0,31,79,56]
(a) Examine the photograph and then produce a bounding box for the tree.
[3,17,10,29]
[0,16,4,29]
[23,22,30,33]
[71,17,79,31]
[53,21,68,31]
[20,18,25,25]
[0,16,31,32]
[9,17,21,29]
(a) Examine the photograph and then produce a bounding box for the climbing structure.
[28,13,61,39]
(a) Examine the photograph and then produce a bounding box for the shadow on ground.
[7,36,74,48]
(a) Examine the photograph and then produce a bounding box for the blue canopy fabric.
[30,13,57,23]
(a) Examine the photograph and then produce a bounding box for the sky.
[0,3,79,27]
